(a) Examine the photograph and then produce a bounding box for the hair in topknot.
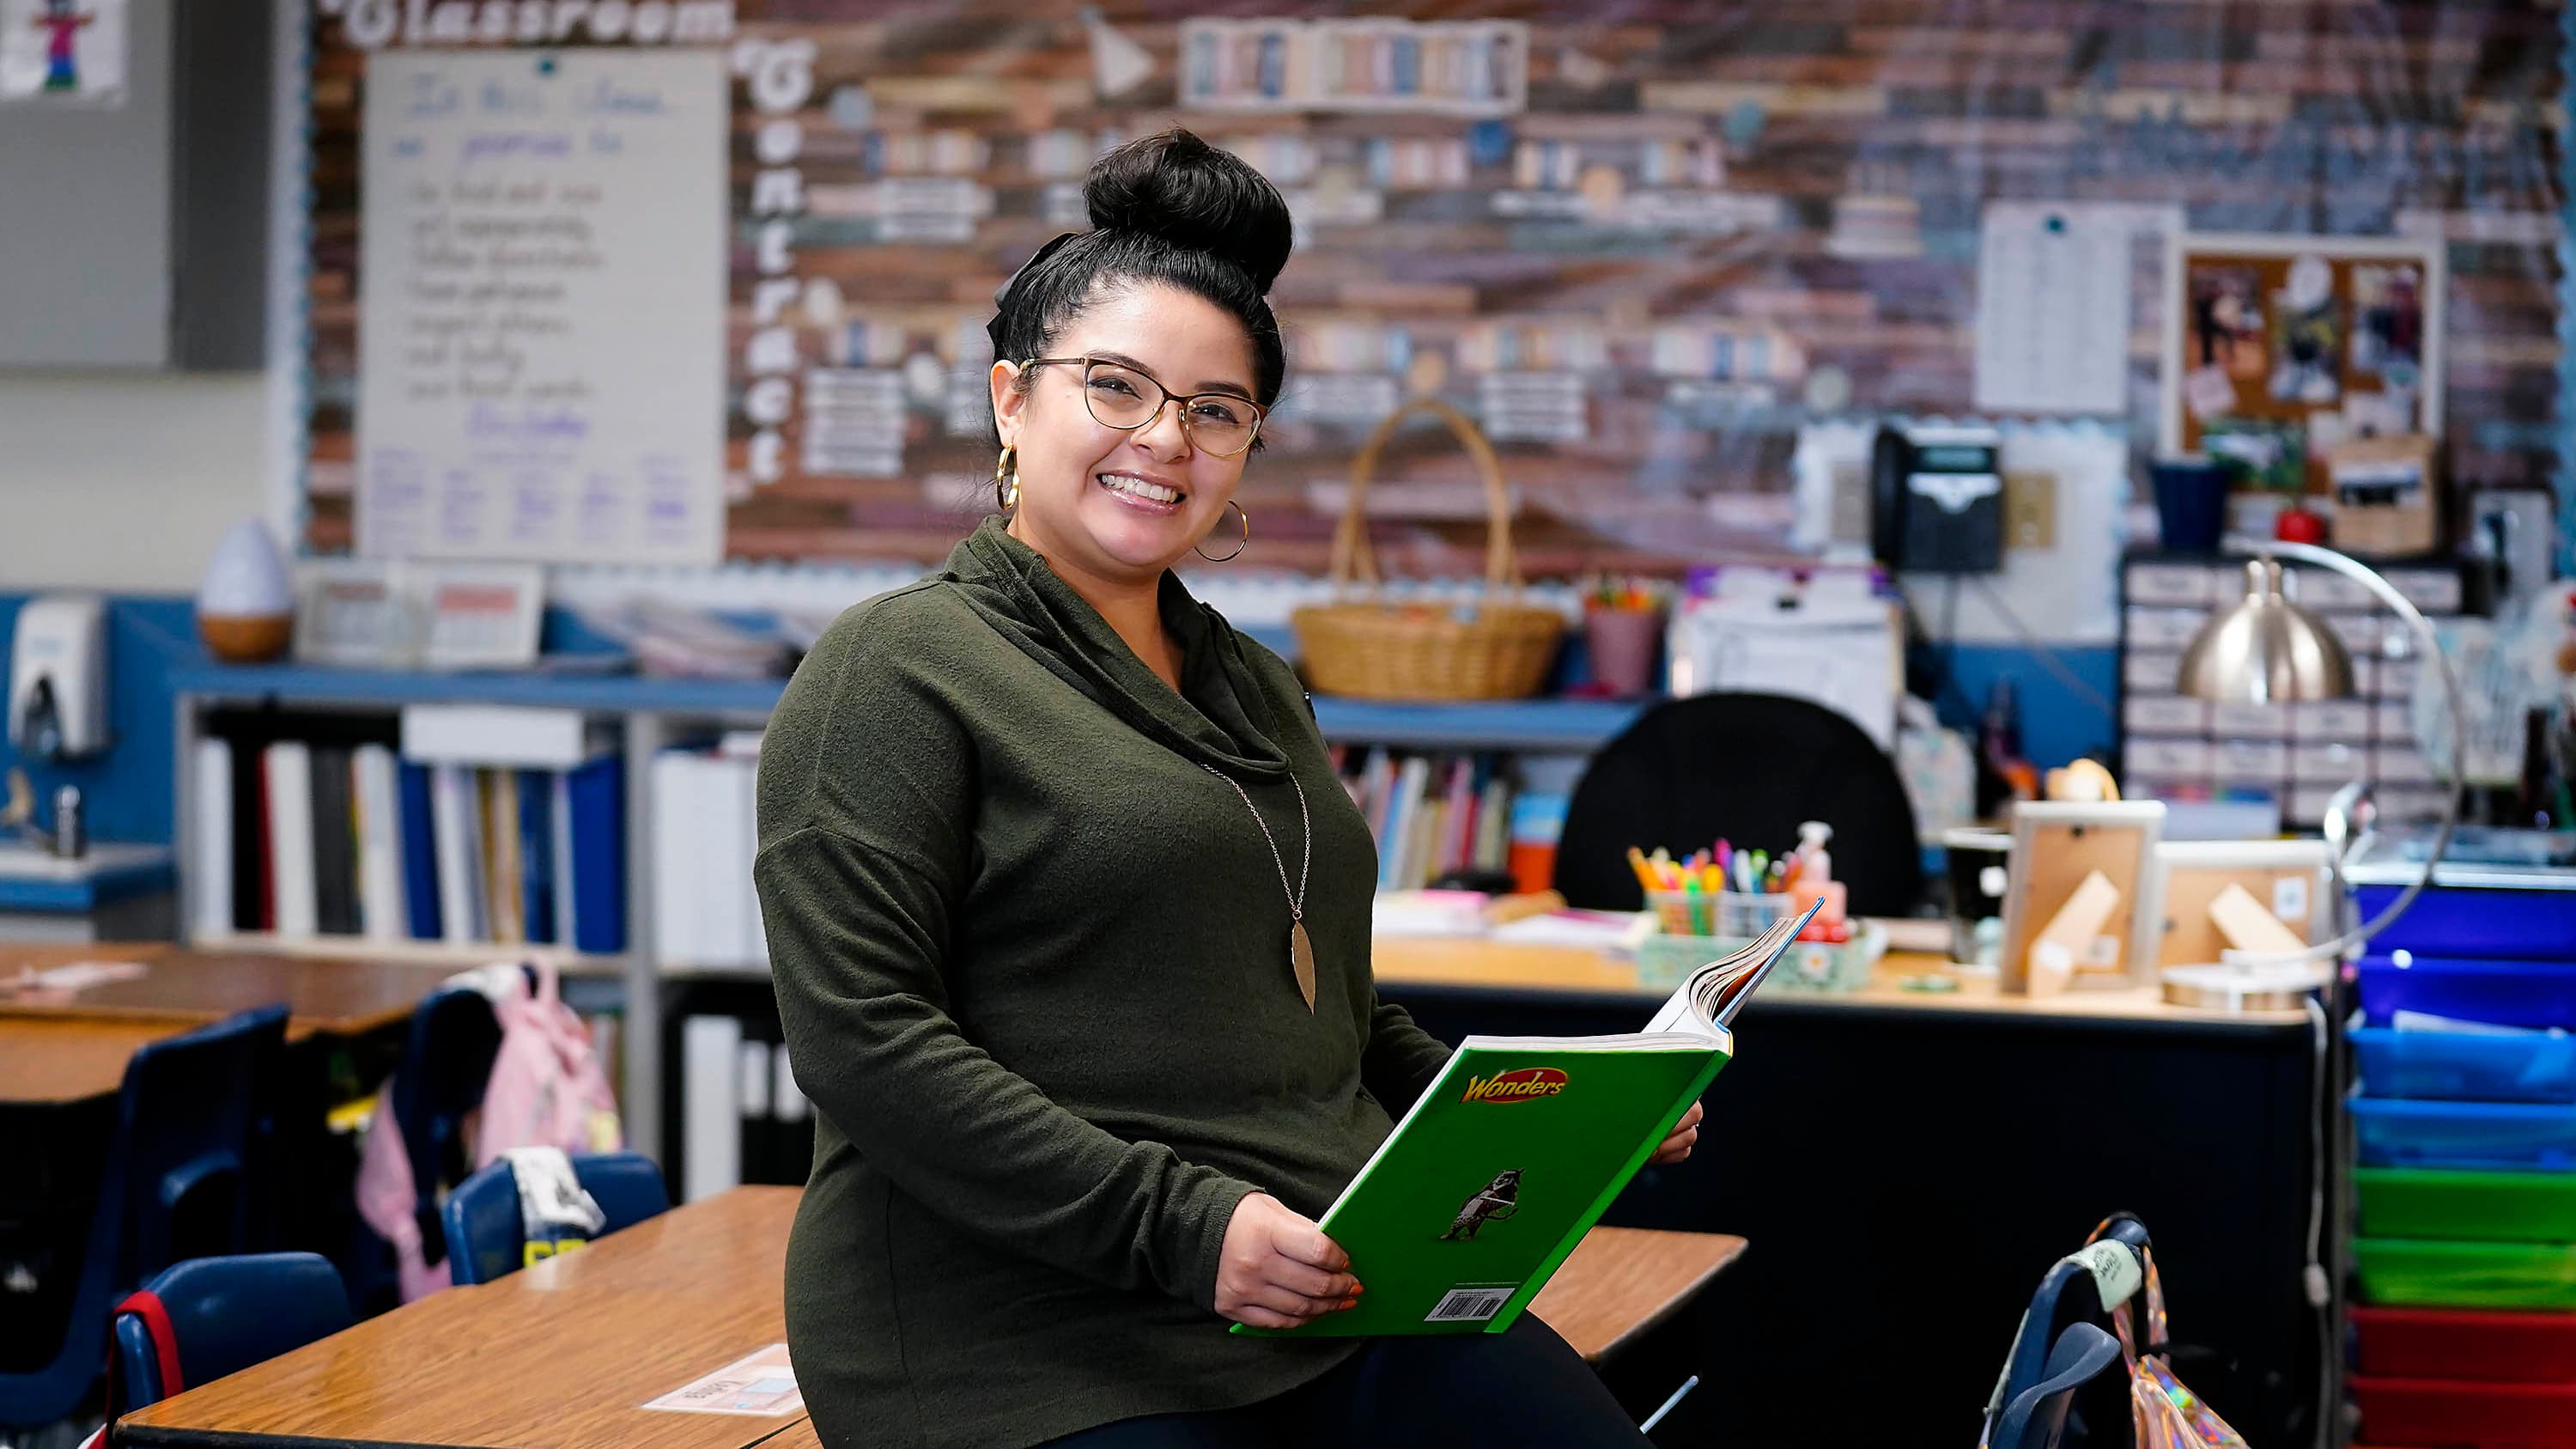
[988,129,1294,415]
[1082,130,1293,293]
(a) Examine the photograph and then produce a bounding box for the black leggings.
[1036,1314,1654,1449]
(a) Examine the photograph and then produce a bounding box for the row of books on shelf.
[189,709,624,951]
[1334,746,1520,892]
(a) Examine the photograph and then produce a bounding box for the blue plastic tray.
[2359,955,2576,1032]
[2353,1026,2576,1105]
[2351,1098,2576,1172]
[2354,883,2576,961]
[2346,829,2576,961]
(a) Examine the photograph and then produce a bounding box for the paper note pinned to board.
[1972,201,2179,417]
[641,1343,804,1417]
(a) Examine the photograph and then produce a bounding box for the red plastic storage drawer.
[2350,1375,2576,1446]
[2355,1306,2576,1381]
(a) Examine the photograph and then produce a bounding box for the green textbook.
[1238,899,1821,1339]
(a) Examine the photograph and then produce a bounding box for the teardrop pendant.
[1290,919,1317,1012]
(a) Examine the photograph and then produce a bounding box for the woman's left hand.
[1649,1100,1702,1166]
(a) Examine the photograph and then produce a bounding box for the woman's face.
[992,282,1259,586]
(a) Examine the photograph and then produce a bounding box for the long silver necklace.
[1203,766,1315,1011]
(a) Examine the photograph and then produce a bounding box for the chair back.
[395,986,505,1262]
[440,1150,670,1285]
[1553,692,1923,916]
[576,1151,672,1232]
[112,1252,351,1409]
[1990,1323,2124,1449]
[116,1004,289,1277]
[1983,1215,2158,1449]
[0,1005,288,1428]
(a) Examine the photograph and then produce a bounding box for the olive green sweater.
[755,520,1456,1449]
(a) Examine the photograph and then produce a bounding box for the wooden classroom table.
[1367,931,2323,1448]
[1371,936,2309,1030]
[1536,1225,1747,1364]
[113,1185,1744,1448]
[0,941,473,1039]
[0,942,494,1308]
[0,1017,185,1105]
[119,1186,808,1449]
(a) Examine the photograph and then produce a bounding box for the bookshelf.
[171,670,769,1162]
[168,646,1649,1160]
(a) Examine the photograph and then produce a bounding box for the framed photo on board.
[2144,839,2331,970]
[1998,801,2167,994]
[2159,233,2446,496]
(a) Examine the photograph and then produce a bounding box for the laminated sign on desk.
[641,1342,803,1416]
[1237,902,1818,1339]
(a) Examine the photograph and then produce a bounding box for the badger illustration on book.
[1439,1169,1523,1240]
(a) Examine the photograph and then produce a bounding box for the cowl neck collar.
[944,519,1291,782]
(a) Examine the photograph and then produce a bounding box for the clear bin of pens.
[1637,920,1888,994]
[1648,889,1793,940]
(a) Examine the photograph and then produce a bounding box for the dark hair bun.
[1085,129,1292,294]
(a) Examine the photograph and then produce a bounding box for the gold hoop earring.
[1194,499,1249,562]
[993,445,1018,510]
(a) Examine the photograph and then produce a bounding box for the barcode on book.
[1425,1286,1515,1324]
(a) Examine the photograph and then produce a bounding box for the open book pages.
[1399,900,1831,1058]
[1643,900,1825,1037]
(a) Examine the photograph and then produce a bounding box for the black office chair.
[1552,693,1923,916]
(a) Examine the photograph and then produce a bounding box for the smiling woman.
[981,131,1292,677]
[754,131,1665,1449]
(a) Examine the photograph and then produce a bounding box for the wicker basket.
[1291,399,1565,702]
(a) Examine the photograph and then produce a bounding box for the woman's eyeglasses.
[1023,356,1266,458]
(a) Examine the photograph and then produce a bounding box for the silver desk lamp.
[2174,541,2465,974]
[2173,540,2466,1449]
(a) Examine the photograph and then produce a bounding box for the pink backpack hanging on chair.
[355,961,622,1301]
[475,959,623,1166]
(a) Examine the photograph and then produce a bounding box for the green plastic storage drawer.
[2356,1168,2576,1243]
[2355,1238,2576,1310]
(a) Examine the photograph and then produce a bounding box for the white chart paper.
[1973,202,2177,417]
[357,50,727,563]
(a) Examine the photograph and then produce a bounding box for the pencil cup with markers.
[1638,920,1888,992]
[1630,824,1876,991]
[1647,889,1793,939]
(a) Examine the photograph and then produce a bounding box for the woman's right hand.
[1213,1192,1363,1330]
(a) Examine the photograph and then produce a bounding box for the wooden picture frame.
[1999,801,2167,993]
[2143,839,2332,970]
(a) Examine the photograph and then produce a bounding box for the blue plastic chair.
[438,1151,669,1286]
[110,1253,351,1409]
[0,1004,289,1431]
[339,984,509,1314]
[394,987,507,1269]
[1987,1215,2151,1421]
[1990,1323,2124,1449]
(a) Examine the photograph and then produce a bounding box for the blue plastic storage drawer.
[2360,955,2576,1032]
[2352,1098,2576,1172]
[2353,1026,2576,1104]
[2354,882,2576,961]
[2347,828,2576,962]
